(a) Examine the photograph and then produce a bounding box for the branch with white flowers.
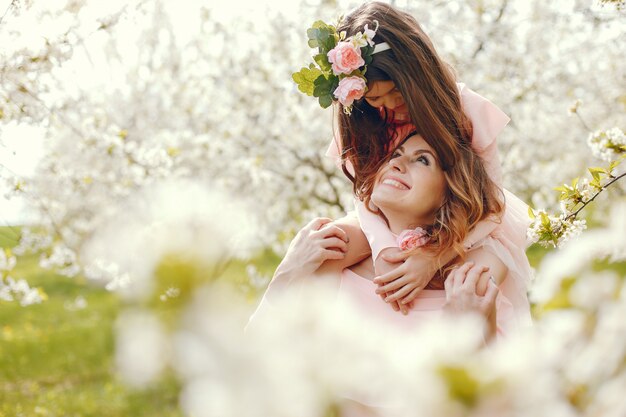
[528,126,625,248]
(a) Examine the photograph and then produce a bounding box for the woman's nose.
[389,156,406,172]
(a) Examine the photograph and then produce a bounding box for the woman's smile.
[381,176,410,190]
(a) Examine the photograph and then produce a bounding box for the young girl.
[293,1,531,322]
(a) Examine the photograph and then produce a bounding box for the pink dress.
[337,268,518,336]
[326,82,532,327]
[248,266,519,338]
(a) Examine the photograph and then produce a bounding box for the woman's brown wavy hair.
[361,132,504,261]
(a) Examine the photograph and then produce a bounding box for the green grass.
[0,226,272,417]
[0,247,184,416]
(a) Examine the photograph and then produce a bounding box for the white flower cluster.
[531,202,626,305]
[527,209,587,248]
[0,276,43,306]
[13,228,53,256]
[0,249,42,306]
[39,244,81,277]
[0,249,17,272]
[112,277,626,417]
[587,127,626,162]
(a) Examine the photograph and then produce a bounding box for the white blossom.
[587,127,626,162]
[0,276,43,306]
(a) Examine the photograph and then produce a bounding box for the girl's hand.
[443,262,499,319]
[274,218,349,282]
[373,248,436,313]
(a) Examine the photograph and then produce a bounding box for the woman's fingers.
[373,265,405,285]
[384,282,417,302]
[320,237,349,253]
[452,262,474,291]
[320,249,345,261]
[400,286,422,304]
[461,264,489,293]
[315,224,349,243]
[386,293,400,312]
[376,274,410,293]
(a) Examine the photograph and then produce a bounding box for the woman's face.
[364,80,409,120]
[371,134,446,227]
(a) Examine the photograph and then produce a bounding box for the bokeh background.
[0,0,624,416]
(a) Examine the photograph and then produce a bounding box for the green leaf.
[588,167,605,182]
[313,74,339,98]
[361,45,375,66]
[540,212,551,228]
[609,159,622,172]
[589,178,602,189]
[307,21,337,53]
[528,207,535,220]
[319,94,333,108]
[313,53,331,72]
[292,65,323,96]
[311,20,332,30]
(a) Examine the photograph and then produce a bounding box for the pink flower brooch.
[397,227,430,252]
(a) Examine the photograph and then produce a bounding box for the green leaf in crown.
[318,94,333,109]
[313,53,331,73]
[361,45,375,66]
[313,74,339,99]
[292,65,323,96]
[307,21,338,53]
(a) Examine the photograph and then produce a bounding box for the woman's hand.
[443,262,499,338]
[373,248,437,314]
[273,217,349,283]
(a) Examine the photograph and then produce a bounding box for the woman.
[293,2,532,318]
[252,133,523,339]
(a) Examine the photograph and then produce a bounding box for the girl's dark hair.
[335,1,473,194]
[335,2,504,259]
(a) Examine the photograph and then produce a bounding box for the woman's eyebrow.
[411,149,435,157]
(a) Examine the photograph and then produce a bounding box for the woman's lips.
[381,176,410,190]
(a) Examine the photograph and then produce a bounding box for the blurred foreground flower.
[112,274,626,417]
[81,179,261,301]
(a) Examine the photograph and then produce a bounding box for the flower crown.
[292,19,390,114]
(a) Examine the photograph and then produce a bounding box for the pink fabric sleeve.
[459,82,510,186]
[355,198,398,260]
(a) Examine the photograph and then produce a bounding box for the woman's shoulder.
[347,256,375,280]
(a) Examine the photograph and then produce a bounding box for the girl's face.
[371,135,446,227]
[364,80,409,120]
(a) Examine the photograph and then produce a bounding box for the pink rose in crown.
[327,41,365,75]
[333,76,366,107]
[397,227,429,252]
